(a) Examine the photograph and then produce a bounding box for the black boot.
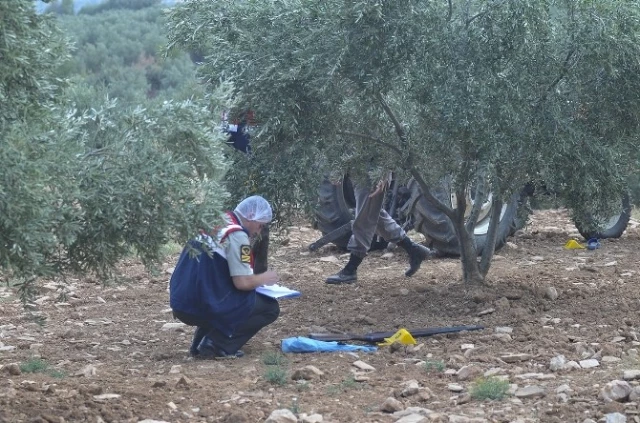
[196,336,244,359]
[326,253,363,284]
[397,237,435,277]
[189,327,207,357]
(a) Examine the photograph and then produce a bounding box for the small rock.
[628,386,640,401]
[500,353,533,363]
[477,308,495,316]
[381,397,404,413]
[265,409,298,423]
[605,412,627,423]
[623,370,640,380]
[352,374,370,382]
[514,385,546,398]
[579,359,600,369]
[545,287,559,301]
[600,380,632,402]
[448,416,488,423]
[457,365,482,381]
[448,383,464,392]
[395,414,429,423]
[401,380,420,397]
[495,327,513,334]
[550,355,566,372]
[93,393,121,400]
[319,256,339,263]
[352,360,375,371]
[566,361,581,370]
[299,414,323,423]
[291,366,324,381]
[484,368,505,377]
[4,363,21,376]
[176,376,192,387]
[456,393,472,405]
[160,322,185,331]
[75,365,97,378]
[83,384,103,395]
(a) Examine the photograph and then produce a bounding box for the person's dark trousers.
[252,225,270,275]
[173,293,280,355]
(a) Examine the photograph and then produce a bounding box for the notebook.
[256,284,301,299]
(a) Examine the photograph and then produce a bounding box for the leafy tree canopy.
[168,0,640,283]
[55,3,201,105]
[2,1,230,299]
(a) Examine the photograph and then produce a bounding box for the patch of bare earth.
[2,209,640,423]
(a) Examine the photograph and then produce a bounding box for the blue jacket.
[169,222,256,337]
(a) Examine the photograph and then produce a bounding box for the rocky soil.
[2,209,640,423]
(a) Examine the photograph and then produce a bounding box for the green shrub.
[470,377,510,400]
[264,367,287,386]
[262,351,287,366]
[422,359,445,373]
[20,358,49,373]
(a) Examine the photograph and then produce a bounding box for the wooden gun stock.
[309,325,484,343]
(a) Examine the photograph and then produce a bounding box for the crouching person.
[170,195,281,359]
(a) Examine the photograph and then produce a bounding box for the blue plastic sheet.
[281,336,377,353]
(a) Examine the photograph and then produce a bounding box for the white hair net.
[234,195,273,223]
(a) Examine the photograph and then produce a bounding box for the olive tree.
[1,1,230,299]
[167,0,640,284]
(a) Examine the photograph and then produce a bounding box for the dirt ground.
[2,209,640,423]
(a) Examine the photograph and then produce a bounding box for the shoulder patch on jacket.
[240,245,251,263]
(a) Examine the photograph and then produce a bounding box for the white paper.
[256,284,301,299]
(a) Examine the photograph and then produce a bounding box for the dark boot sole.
[325,277,357,285]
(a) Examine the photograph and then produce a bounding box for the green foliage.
[20,358,49,374]
[264,366,288,386]
[56,3,201,106]
[19,358,66,378]
[422,359,445,374]
[1,1,231,292]
[78,0,161,15]
[262,351,287,366]
[470,377,510,401]
[295,381,310,392]
[289,398,301,415]
[167,0,640,281]
[326,375,364,395]
[0,1,70,123]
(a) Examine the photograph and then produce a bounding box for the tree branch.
[409,169,457,221]
[479,197,504,275]
[464,175,488,233]
[375,92,407,144]
[465,0,508,28]
[336,130,403,156]
[537,48,576,106]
